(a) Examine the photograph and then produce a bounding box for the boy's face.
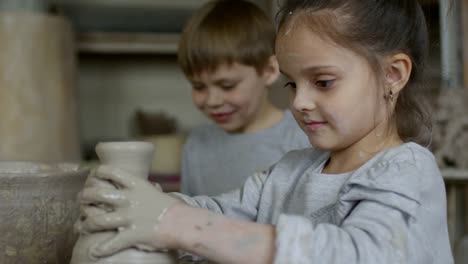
[276,24,389,152]
[189,63,271,133]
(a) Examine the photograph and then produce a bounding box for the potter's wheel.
[0,161,83,174]
[0,161,88,264]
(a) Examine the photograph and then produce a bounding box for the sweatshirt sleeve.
[274,160,427,264]
[171,168,270,221]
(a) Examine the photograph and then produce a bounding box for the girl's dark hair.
[277,0,432,146]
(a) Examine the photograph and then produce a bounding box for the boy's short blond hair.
[178,0,276,78]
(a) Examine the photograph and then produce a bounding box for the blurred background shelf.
[77,32,180,54]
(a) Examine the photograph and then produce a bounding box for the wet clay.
[0,162,88,263]
[70,141,178,264]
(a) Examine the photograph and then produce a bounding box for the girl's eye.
[283,81,297,89]
[315,79,335,89]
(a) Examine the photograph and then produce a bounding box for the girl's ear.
[385,53,412,94]
[262,55,281,86]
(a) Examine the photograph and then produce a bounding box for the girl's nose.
[292,86,316,113]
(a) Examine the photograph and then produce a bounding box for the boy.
[178,0,309,196]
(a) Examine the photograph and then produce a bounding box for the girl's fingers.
[81,212,129,233]
[96,165,142,189]
[79,187,129,208]
[80,204,108,219]
[90,229,134,258]
[83,168,98,187]
[84,175,116,190]
[151,182,163,191]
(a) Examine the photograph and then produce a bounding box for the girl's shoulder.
[342,143,443,208]
[360,142,438,174]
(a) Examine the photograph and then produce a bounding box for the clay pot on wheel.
[0,161,88,263]
[70,141,178,264]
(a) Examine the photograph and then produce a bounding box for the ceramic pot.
[0,161,88,263]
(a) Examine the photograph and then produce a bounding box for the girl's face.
[276,24,389,152]
[189,63,271,133]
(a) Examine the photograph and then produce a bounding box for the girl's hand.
[77,165,181,257]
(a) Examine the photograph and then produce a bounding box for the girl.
[78,0,453,263]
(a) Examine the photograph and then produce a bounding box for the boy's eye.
[315,79,335,89]
[220,82,236,90]
[192,84,206,91]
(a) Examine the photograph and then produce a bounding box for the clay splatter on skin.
[193,242,209,250]
[358,151,366,159]
[194,218,214,232]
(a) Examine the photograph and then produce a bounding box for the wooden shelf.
[77,32,179,55]
[442,168,468,183]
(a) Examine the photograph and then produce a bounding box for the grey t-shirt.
[181,110,310,196]
[175,143,453,263]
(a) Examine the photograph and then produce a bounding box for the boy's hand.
[77,165,180,257]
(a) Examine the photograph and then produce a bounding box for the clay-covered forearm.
[159,203,275,264]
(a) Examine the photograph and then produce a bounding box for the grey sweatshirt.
[175,143,454,263]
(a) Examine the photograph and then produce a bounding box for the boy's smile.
[210,111,236,123]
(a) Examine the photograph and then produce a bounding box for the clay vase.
[70,141,178,264]
[0,161,88,263]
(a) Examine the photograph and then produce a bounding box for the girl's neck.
[322,126,403,174]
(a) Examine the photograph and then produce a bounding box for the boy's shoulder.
[185,123,225,146]
[279,110,310,148]
[189,123,222,136]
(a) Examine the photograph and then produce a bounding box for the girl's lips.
[304,121,327,131]
[210,111,235,123]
